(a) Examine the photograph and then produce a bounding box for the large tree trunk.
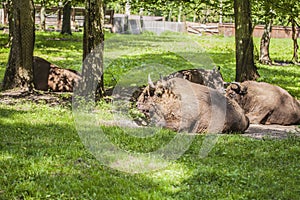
[2,0,35,90]
[82,0,105,98]
[259,19,273,65]
[61,0,72,35]
[234,0,259,82]
[291,18,299,63]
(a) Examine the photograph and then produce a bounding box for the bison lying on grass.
[164,67,225,93]
[136,77,249,134]
[33,56,81,92]
[226,81,300,125]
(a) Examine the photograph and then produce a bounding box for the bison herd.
[136,68,300,134]
[33,57,300,134]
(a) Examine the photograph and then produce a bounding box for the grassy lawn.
[0,31,300,199]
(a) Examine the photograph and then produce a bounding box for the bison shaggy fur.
[137,78,249,133]
[226,81,300,125]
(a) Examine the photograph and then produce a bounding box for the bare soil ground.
[244,124,300,139]
[0,89,72,106]
[1,89,299,139]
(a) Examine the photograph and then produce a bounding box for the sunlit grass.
[0,31,299,98]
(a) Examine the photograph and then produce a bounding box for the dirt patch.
[244,124,300,139]
[0,89,72,106]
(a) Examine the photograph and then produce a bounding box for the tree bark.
[57,6,62,30]
[3,0,13,47]
[82,0,105,98]
[2,0,35,90]
[291,18,299,63]
[40,1,46,31]
[61,0,72,35]
[234,0,259,82]
[259,19,273,65]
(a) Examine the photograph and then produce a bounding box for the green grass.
[0,31,300,199]
[0,31,299,97]
[0,103,299,199]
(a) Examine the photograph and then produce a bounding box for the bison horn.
[148,74,155,89]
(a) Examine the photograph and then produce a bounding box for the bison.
[136,77,249,134]
[164,67,225,93]
[33,56,81,92]
[226,81,300,125]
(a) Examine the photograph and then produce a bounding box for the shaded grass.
[0,103,299,199]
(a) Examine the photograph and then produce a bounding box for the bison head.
[137,75,182,130]
[226,82,248,101]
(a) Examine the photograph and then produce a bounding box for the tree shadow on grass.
[169,135,300,199]
[0,120,173,199]
[0,107,28,118]
[258,64,300,98]
[0,106,299,199]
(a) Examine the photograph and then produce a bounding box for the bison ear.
[217,66,221,71]
[230,82,241,93]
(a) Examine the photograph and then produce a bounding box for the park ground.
[0,31,299,199]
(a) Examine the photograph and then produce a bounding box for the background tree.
[34,0,59,30]
[252,0,276,65]
[39,0,47,31]
[274,0,300,63]
[2,0,35,90]
[61,0,72,34]
[82,0,105,97]
[6,0,13,46]
[234,0,259,82]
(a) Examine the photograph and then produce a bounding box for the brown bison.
[226,81,300,125]
[136,77,249,133]
[164,67,225,93]
[33,56,81,92]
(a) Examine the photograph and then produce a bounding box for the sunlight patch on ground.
[148,163,193,190]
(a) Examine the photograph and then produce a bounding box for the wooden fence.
[0,4,299,38]
[187,22,300,39]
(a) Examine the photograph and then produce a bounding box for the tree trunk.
[4,0,13,47]
[259,19,273,65]
[40,2,46,31]
[57,7,62,30]
[3,1,9,25]
[61,0,72,35]
[178,3,182,22]
[82,0,105,98]
[291,18,299,63]
[2,0,35,90]
[234,0,259,82]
